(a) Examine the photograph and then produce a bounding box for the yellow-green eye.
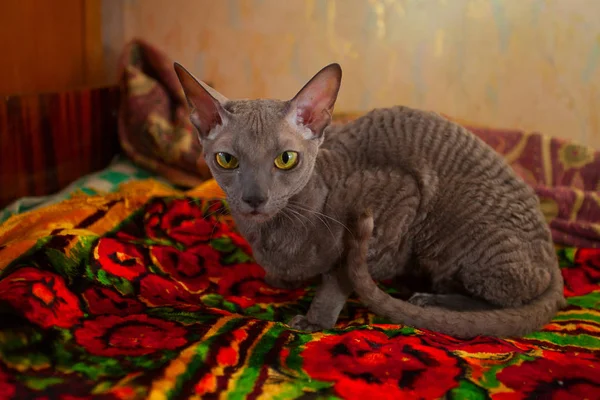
[215,152,239,169]
[274,151,299,170]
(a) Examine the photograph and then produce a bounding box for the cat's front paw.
[288,315,324,332]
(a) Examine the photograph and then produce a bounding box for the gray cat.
[174,62,566,338]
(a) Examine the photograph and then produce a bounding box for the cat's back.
[324,105,501,181]
[322,105,544,233]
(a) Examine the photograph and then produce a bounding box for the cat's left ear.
[174,62,230,140]
[289,63,342,139]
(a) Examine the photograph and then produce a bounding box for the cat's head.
[175,62,342,223]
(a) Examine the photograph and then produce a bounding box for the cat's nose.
[242,195,266,209]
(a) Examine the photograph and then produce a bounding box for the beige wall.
[105,0,600,149]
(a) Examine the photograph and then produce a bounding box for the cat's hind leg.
[459,260,551,307]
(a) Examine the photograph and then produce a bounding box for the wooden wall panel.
[0,0,104,96]
[0,0,114,207]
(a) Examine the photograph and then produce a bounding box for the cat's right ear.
[174,62,230,140]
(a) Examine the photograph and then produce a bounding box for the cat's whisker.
[203,205,228,220]
[288,203,335,237]
[281,208,303,230]
[288,200,344,227]
[288,201,354,237]
[206,208,227,240]
[287,204,344,262]
[285,205,313,225]
[283,207,310,231]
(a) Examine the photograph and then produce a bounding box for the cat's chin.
[235,211,275,224]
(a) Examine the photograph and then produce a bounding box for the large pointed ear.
[174,62,230,140]
[289,63,342,139]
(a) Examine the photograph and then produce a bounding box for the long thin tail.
[348,211,566,339]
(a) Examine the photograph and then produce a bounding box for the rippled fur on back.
[175,62,566,338]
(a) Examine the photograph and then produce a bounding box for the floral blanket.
[0,179,598,399]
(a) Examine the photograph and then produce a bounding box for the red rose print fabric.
[74,314,189,357]
[302,330,461,400]
[0,267,83,329]
[0,194,598,399]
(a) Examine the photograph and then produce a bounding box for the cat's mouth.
[233,200,284,223]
